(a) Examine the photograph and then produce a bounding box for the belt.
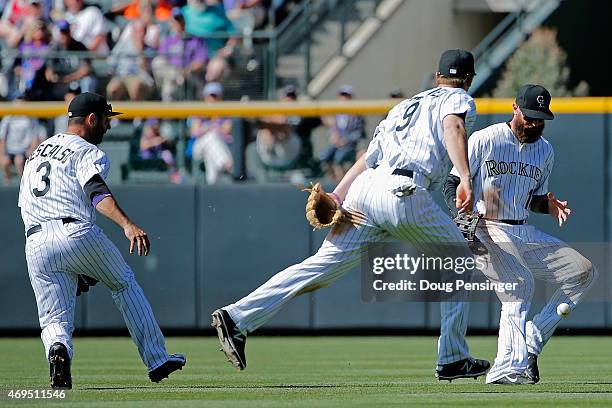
[486,219,526,225]
[26,217,79,238]
[391,169,414,178]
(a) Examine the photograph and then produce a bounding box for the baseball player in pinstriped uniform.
[213,49,491,381]
[18,93,185,389]
[444,85,597,384]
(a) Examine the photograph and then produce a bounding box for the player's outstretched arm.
[332,154,367,202]
[82,174,150,256]
[443,114,472,213]
[95,195,150,256]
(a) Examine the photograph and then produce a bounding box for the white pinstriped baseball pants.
[25,219,169,371]
[476,221,597,383]
[225,167,477,364]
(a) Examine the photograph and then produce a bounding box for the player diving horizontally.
[444,85,597,384]
[18,93,186,389]
[213,49,491,380]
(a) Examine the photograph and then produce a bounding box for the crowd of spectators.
[0,0,255,101]
[0,1,400,185]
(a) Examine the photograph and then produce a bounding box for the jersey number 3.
[32,161,52,197]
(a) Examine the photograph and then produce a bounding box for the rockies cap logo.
[537,95,545,108]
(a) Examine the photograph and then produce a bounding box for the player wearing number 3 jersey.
[18,93,185,389]
[213,50,490,381]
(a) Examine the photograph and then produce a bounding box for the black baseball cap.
[68,92,122,118]
[516,84,554,120]
[438,49,476,78]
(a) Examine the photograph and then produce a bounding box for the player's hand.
[124,222,150,256]
[547,191,571,227]
[456,178,473,214]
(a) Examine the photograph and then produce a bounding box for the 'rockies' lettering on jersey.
[18,133,110,232]
[484,160,543,182]
[451,122,554,220]
[365,86,476,189]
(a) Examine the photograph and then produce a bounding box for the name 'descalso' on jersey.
[484,160,543,182]
[27,142,76,164]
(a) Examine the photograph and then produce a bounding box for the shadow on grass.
[82,382,612,392]
[82,384,347,391]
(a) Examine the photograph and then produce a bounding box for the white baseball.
[556,303,570,317]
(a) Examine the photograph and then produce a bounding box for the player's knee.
[107,271,136,293]
[580,260,598,286]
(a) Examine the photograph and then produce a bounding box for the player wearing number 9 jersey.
[212,50,490,381]
[366,85,476,192]
[18,92,185,389]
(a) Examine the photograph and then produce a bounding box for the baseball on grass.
[557,303,570,317]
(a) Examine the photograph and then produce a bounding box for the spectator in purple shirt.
[139,118,181,182]
[319,85,365,181]
[15,18,50,99]
[152,7,208,101]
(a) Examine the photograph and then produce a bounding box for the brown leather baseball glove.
[303,182,343,230]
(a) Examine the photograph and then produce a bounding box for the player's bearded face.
[90,114,110,144]
[517,119,545,143]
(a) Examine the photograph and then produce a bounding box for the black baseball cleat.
[49,342,72,390]
[435,357,491,382]
[149,354,186,383]
[525,352,540,383]
[211,309,247,370]
[489,373,536,385]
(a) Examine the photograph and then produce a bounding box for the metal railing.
[272,0,382,91]
[469,0,562,95]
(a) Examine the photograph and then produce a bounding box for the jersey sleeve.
[364,124,383,168]
[74,147,111,188]
[439,92,476,125]
[533,148,554,195]
[364,102,406,168]
[450,132,482,178]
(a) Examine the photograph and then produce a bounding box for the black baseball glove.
[454,212,487,255]
[76,274,99,296]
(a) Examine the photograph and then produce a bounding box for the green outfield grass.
[0,336,611,407]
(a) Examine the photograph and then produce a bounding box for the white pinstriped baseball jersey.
[451,123,554,220]
[19,131,173,372]
[365,87,476,189]
[18,133,110,231]
[448,121,595,383]
[223,85,482,367]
